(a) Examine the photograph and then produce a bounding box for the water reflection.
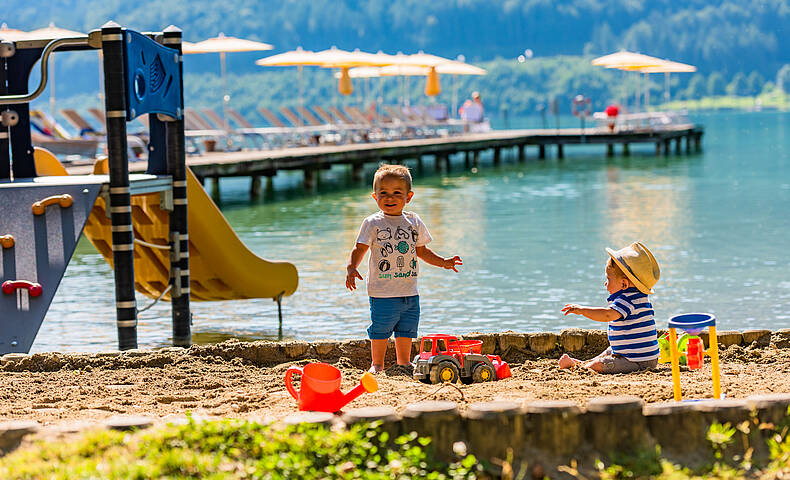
[32,112,790,352]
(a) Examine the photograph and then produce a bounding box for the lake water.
[33,111,790,352]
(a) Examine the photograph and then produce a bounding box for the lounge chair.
[201,108,263,150]
[311,105,336,125]
[279,107,305,128]
[60,109,103,136]
[328,106,354,125]
[296,106,323,127]
[225,107,288,149]
[258,107,289,129]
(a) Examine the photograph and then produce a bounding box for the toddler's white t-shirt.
[355,211,432,298]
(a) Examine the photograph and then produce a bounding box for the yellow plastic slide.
[35,149,298,301]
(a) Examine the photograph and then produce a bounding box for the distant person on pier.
[459,91,484,123]
[345,164,463,374]
[558,242,661,374]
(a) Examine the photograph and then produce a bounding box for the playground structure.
[0,22,297,354]
[667,313,722,401]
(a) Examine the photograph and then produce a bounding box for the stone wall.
[2,328,789,372]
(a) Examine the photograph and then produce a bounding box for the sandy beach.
[2,331,790,428]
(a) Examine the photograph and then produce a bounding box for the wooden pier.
[66,124,703,197]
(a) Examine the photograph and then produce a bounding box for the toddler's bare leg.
[394,337,413,365]
[558,354,581,369]
[369,339,388,372]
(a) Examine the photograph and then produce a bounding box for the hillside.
[4,0,790,115]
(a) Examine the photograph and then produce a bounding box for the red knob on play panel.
[1,280,43,297]
[32,194,73,216]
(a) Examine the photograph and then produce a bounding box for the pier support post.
[493,148,501,166]
[102,22,138,350]
[675,137,682,155]
[211,177,220,201]
[518,144,526,162]
[303,169,315,190]
[557,144,564,159]
[623,143,630,156]
[162,26,191,348]
[663,139,671,156]
[250,175,261,199]
[655,142,662,155]
[538,144,546,159]
[695,133,702,151]
[686,135,692,153]
[351,162,364,183]
[464,151,471,168]
[472,151,479,168]
[606,144,614,157]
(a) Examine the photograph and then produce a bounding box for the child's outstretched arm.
[561,304,621,322]
[346,243,369,290]
[416,246,463,272]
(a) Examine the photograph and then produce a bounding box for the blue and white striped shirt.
[607,288,659,362]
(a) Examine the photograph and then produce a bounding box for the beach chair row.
[52,104,468,155]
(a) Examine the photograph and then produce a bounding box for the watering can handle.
[284,366,303,400]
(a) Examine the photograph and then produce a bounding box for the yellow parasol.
[592,51,667,111]
[592,50,666,69]
[184,33,273,135]
[0,23,29,41]
[639,60,696,104]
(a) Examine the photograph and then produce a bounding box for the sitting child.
[559,242,661,373]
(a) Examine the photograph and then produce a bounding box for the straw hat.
[606,242,660,294]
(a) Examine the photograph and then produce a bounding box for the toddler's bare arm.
[415,246,463,272]
[561,304,621,322]
[346,243,369,290]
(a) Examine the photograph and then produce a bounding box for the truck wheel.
[430,361,460,384]
[472,363,495,383]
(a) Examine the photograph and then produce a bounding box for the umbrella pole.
[298,65,303,111]
[664,72,670,106]
[452,74,458,118]
[220,51,230,148]
[645,72,650,111]
[98,51,105,105]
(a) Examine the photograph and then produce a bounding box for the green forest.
[5,0,790,117]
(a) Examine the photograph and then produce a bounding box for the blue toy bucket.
[668,313,716,336]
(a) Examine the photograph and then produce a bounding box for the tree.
[684,74,706,99]
[707,72,726,96]
[777,65,790,93]
[746,71,764,96]
[726,72,747,96]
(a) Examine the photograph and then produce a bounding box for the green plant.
[708,422,737,460]
[0,416,481,479]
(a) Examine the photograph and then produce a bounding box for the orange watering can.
[284,362,378,412]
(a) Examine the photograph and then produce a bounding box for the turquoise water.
[35,111,790,352]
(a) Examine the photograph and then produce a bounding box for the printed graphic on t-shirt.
[375,225,418,280]
[357,211,432,298]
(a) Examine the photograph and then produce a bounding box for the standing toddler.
[346,164,462,373]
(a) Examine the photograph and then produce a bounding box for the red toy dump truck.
[413,334,512,384]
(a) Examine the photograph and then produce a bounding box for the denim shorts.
[367,296,420,339]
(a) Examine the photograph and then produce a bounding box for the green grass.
[0,416,479,479]
[3,409,790,479]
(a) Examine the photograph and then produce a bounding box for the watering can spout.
[339,372,379,409]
